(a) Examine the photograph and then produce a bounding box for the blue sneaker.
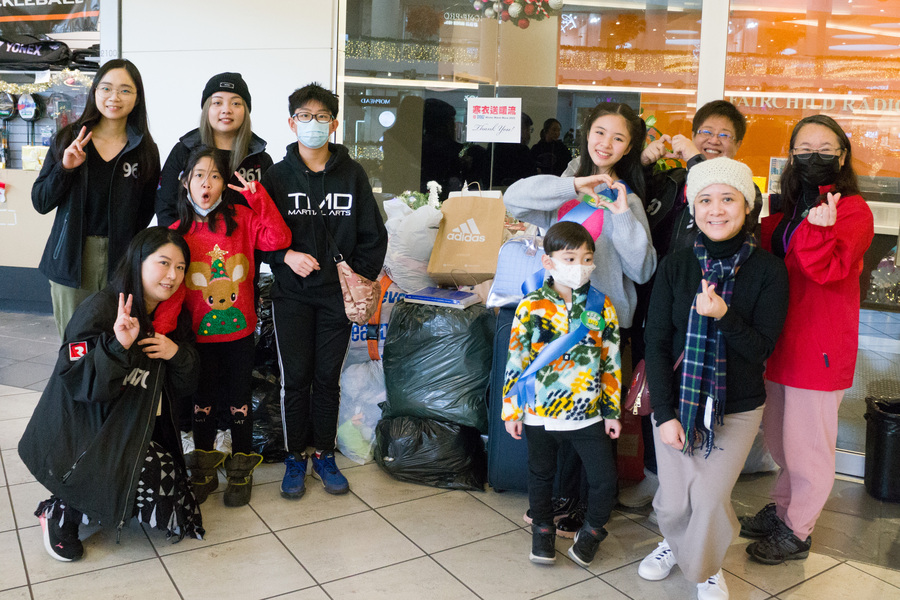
[311,452,349,494]
[281,454,308,500]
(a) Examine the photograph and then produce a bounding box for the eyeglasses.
[695,128,735,142]
[292,112,333,124]
[791,148,843,161]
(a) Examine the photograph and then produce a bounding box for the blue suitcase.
[487,306,529,493]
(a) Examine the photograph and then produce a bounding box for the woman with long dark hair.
[740,115,874,565]
[19,227,203,562]
[32,59,160,339]
[503,102,657,534]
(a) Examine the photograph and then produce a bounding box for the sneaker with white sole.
[696,569,729,600]
[39,514,83,562]
[638,539,677,580]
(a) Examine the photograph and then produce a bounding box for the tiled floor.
[2,311,900,599]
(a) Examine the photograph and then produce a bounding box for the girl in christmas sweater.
[171,147,291,507]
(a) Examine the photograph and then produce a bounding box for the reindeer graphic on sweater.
[186,244,250,337]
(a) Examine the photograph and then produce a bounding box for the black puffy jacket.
[18,289,198,531]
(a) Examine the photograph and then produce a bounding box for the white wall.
[120,0,337,164]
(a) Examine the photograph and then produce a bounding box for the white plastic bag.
[383,198,442,293]
[337,361,386,464]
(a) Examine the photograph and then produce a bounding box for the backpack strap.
[512,286,606,403]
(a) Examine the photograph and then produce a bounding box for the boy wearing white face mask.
[261,83,387,500]
[503,221,622,568]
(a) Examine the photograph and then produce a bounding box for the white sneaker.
[181,430,194,454]
[215,429,233,455]
[638,539,677,581]
[618,468,659,508]
[697,569,729,600]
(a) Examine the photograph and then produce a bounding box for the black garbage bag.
[374,415,486,491]
[255,273,278,371]
[382,302,494,433]
[251,368,287,463]
[864,397,900,502]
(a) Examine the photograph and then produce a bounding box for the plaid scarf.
[679,233,756,456]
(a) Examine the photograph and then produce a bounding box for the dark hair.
[575,102,647,201]
[109,227,190,335]
[52,59,157,186]
[174,147,237,237]
[779,115,859,217]
[692,100,747,142]
[544,221,595,255]
[423,98,456,136]
[540,118,561,141]
[288,82,339,119]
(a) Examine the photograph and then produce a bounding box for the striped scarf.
[679,234,756,456]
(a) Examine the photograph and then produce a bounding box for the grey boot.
[184,449,226,504]
[224,452,264,507]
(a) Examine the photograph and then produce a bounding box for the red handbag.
[623,352,684,416]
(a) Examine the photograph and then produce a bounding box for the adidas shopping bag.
[427,193,506,286]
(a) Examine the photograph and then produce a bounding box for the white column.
[696,0,730,106]
[99,0,121,64]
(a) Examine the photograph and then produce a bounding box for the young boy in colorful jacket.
[503,221,622,567]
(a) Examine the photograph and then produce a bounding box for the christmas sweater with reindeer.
[502,280,622,424]
[173,185,291,343]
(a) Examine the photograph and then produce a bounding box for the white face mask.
[549,258,595,290]
[295,119,331,149]
[187,190,222,217]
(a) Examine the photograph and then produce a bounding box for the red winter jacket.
[761,187,874,391]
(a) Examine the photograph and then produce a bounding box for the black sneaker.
[567,522,608,567]
[39,514,84,562]
[523,497,576,525]
[739,503,781,539]
[530,523,556,565]
[747,519,811,565]
[555,500,585,539]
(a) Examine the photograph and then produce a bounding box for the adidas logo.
[447,218,486,242]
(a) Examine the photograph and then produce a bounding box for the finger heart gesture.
[806,192,839,228]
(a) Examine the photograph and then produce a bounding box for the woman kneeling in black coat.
[19,226,202,562]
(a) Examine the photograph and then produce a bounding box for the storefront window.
[341,1,701,195]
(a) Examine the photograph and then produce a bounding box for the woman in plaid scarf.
[639,158,789,600]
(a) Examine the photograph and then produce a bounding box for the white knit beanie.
[685,157,756,216]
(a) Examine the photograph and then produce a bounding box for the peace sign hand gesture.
[227,170,257,195]
[62,126,92,170]
[114,293,140,350]
[807,192,839,228]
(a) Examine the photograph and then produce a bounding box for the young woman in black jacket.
[155,72,273,227]
[32,59,160,339]
[18,227,203,562]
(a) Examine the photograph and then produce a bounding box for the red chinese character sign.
[466,97,521,143]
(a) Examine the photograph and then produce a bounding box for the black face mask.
[792,152,841,187]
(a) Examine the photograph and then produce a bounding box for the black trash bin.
[864,397,900,502]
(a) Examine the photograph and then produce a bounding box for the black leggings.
[192,335,255,454]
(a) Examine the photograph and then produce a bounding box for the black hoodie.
[262,142,387,299]
[155,128,273,227]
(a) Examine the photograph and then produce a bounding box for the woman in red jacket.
[740,115,874,565]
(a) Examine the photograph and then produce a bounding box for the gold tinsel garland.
[0,69,93,95]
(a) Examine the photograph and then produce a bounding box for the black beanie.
[201,72,251,112]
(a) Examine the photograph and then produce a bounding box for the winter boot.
[184,449,226,504]
[224,452,264,507]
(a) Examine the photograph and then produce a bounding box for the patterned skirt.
[36,439,204,542]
